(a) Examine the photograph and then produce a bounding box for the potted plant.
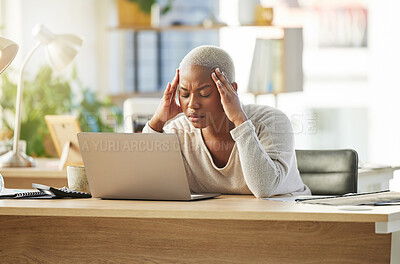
[0,66,122,157]
[117,0,174,27]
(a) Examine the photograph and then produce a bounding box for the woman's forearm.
[231,120,291,198]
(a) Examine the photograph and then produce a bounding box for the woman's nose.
[188,95,200,109]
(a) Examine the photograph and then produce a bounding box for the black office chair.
[295,149,358,195]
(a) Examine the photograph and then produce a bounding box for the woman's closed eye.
[180,92,211,98]
[200,92,211,97]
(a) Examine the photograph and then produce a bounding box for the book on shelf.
[273,39,283,94]
[247,28,303,95]
[248,38,273,94]
[283,28,303,93]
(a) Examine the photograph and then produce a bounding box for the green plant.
[0,66,122,157]
[127,0,174,15]
[69,67,123,134]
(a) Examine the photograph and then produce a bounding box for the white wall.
[368,0,400,165]
[1,0,116,96]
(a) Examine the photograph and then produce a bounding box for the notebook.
[77,132,220,201]
[0,184,91,199]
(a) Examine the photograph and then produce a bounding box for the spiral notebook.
[0,189,49,199]
[0,184,92,199]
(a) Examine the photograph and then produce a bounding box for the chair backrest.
[295,149,358,195]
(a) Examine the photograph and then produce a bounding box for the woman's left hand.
[212,68,248,127]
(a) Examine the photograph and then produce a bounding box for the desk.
[0,195,399,263]
[0,159,67,188]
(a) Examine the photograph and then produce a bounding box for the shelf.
[109,24,297,33]
[109,92,163,105]
[109,24,226,32]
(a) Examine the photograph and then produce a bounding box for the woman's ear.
[232,82,238,92]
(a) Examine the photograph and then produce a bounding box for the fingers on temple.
[163,83,173,103]
[172,83,178,102]
[215,68,227,85]
[164,82,171,93]
[218,81,227,96]
[171,69,179,88]
[164,68,179,96]
[217,68,236,93]
[214,77,227,97]
[221,72,235,92]
[213,71,228,95]
[211,72,222,92]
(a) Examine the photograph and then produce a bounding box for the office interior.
[2,1,400,263]
[0,0,399,173]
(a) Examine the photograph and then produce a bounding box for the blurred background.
[0,0,399,167]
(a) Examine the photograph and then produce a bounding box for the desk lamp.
[0,24,82,168]
[0,36,18,193]
[0,36,18,74]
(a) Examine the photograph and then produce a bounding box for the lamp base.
[0,150,36,168]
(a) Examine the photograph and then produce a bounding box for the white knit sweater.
[142,104,310,198]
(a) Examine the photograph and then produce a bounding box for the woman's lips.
[188,114,204,122]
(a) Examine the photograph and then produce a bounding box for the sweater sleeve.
[142,121,162,134]
[230,117,295,198]
[142,114,186,134]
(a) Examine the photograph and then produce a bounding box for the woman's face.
[179,64,226,129]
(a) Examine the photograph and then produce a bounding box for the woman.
[143,45,310,198]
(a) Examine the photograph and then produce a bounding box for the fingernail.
[216,68,221,73]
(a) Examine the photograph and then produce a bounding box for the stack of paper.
[297,190,400,206]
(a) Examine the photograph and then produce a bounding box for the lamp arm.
[12,42,42,154]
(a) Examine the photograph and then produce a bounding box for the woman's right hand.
[149,69,182,132]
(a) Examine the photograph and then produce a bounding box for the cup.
[67,166,90,193]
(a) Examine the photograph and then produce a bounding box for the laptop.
[77,132,220,201]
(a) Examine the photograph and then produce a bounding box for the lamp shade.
[32,24,83,71]
[0,36,18,74]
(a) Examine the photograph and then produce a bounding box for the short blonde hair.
[179,45,235,82]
